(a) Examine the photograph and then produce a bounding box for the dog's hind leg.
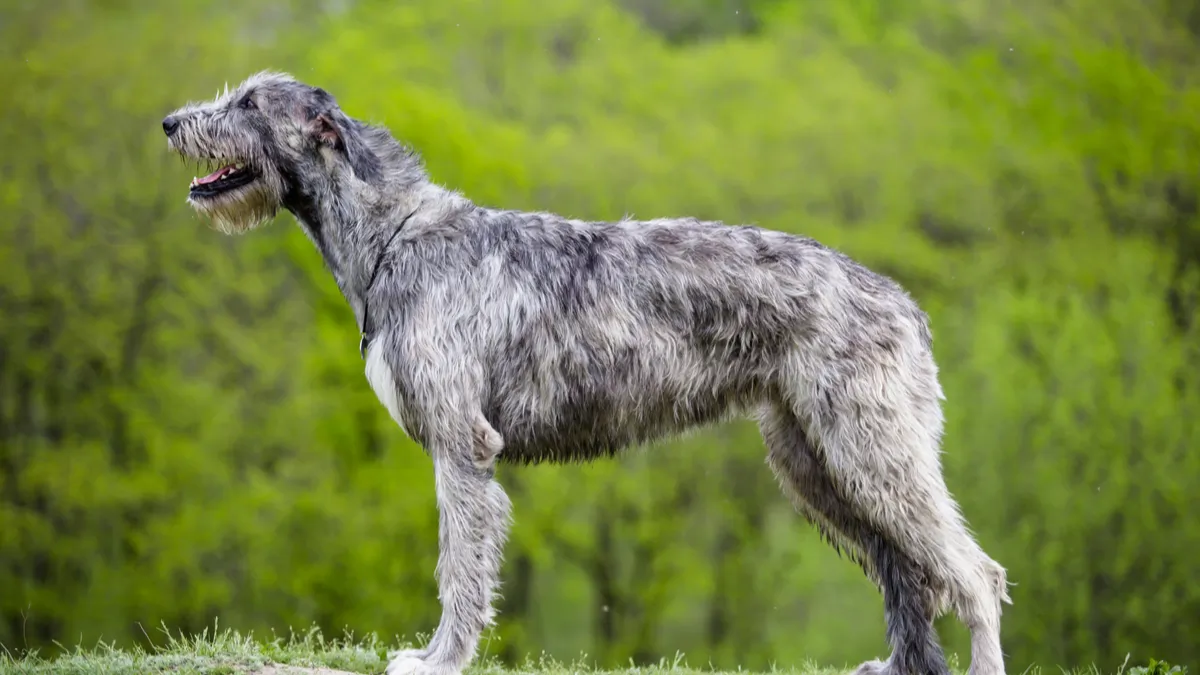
[761,407,950,675]
[779,364,1008,675]
[386,413,511,675]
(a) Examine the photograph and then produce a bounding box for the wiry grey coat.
[162,72,1011,675]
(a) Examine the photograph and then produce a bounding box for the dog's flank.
[163,72,1011,675]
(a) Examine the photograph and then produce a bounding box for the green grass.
[0,626,1186,675]
[0,624,847,675]
[0,625,390,675]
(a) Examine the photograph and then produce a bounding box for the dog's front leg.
[387,423,511,675]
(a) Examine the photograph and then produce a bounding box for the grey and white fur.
[162,72,1012,675]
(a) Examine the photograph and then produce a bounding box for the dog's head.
[162,71,382,235]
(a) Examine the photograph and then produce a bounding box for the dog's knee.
[470,414,504,469]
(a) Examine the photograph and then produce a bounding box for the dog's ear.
[305,89,382,183]
[308,112,342,148]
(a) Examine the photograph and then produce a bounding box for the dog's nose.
[162,116,180,137]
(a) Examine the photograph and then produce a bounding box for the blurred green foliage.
[1,0,1198,671]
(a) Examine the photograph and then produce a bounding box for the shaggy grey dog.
[162,72,1011,675]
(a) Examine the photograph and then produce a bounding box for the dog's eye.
[238,96,256,110]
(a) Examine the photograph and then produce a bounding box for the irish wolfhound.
[162,72,1010,675]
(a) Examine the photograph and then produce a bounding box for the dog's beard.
[188,181,280,235]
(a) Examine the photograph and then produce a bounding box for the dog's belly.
[485,374,750,465]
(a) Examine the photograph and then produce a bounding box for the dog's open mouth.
[189,161,256,198]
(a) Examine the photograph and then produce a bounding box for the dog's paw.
[385,652,460,675]
[385,653,429,675]
[851,659,891,675]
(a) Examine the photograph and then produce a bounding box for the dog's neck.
[282,148,463,335]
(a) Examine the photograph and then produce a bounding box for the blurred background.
[2,0,1198,671]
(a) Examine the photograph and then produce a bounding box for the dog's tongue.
[195,165,236,185]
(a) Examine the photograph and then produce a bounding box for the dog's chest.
[364,344,412,438]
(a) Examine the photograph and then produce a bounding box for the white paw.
[385,653,431,675]
[385,652,460,675]
[852,659,890,675]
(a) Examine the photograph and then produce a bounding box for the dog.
[163,71,1010,675]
